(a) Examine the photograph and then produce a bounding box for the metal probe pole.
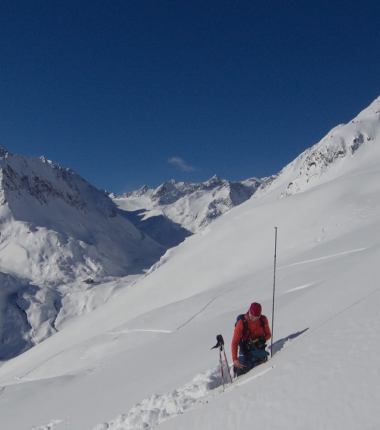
[271,227,278,358]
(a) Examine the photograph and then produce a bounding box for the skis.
[228,365,275,389]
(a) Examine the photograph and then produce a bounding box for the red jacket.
[231,313,271,362]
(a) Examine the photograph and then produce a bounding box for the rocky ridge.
[255,96,380,198]
[115,175,265,233]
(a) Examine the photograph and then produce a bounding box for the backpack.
[235,314,267,350]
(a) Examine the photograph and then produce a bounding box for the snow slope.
[0,147,166,359]
[1,97,380,429]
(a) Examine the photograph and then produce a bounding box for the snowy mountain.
[114,175,265,234]
[1,96,380,430]
[257,96,380,198]
[0,146,166,359]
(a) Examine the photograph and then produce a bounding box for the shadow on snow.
[271,328,309,356]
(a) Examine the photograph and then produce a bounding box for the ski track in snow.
[284,283,314,293]
[105,329,172,335]
[287,284,380,349]
[107,278,250,340]
[274,247,367,271]
[92,361,277,430]
[92,365,226,430]
[175,277,250,331]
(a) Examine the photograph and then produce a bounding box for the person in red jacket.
[231,302,271,376]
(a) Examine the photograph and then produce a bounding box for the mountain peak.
[0,144,10,157]
[354,95,380,121]
[208,174,223,183]
[122,184,151,198]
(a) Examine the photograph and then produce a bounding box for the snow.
[114,175,263,234]
[0,149,167,359]
[1,96,380,429]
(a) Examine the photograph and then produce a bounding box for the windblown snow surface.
[1,97,380,429]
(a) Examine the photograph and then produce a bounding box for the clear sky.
[1,1,380,195]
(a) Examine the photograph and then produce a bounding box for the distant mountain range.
[113,175,267,234]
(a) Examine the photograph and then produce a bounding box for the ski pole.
[271,227,278,358]
[223,348,233,383]
[219,349,225,390]
[212,334,229,389]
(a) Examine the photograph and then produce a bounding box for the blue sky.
[1,1,380,194]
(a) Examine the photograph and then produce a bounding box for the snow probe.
[271,227,278,358]
[211,334,233,389]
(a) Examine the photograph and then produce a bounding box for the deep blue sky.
[1,1,380,194]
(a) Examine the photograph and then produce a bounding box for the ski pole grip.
[211,334,225,350]
[216,334,224,346]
